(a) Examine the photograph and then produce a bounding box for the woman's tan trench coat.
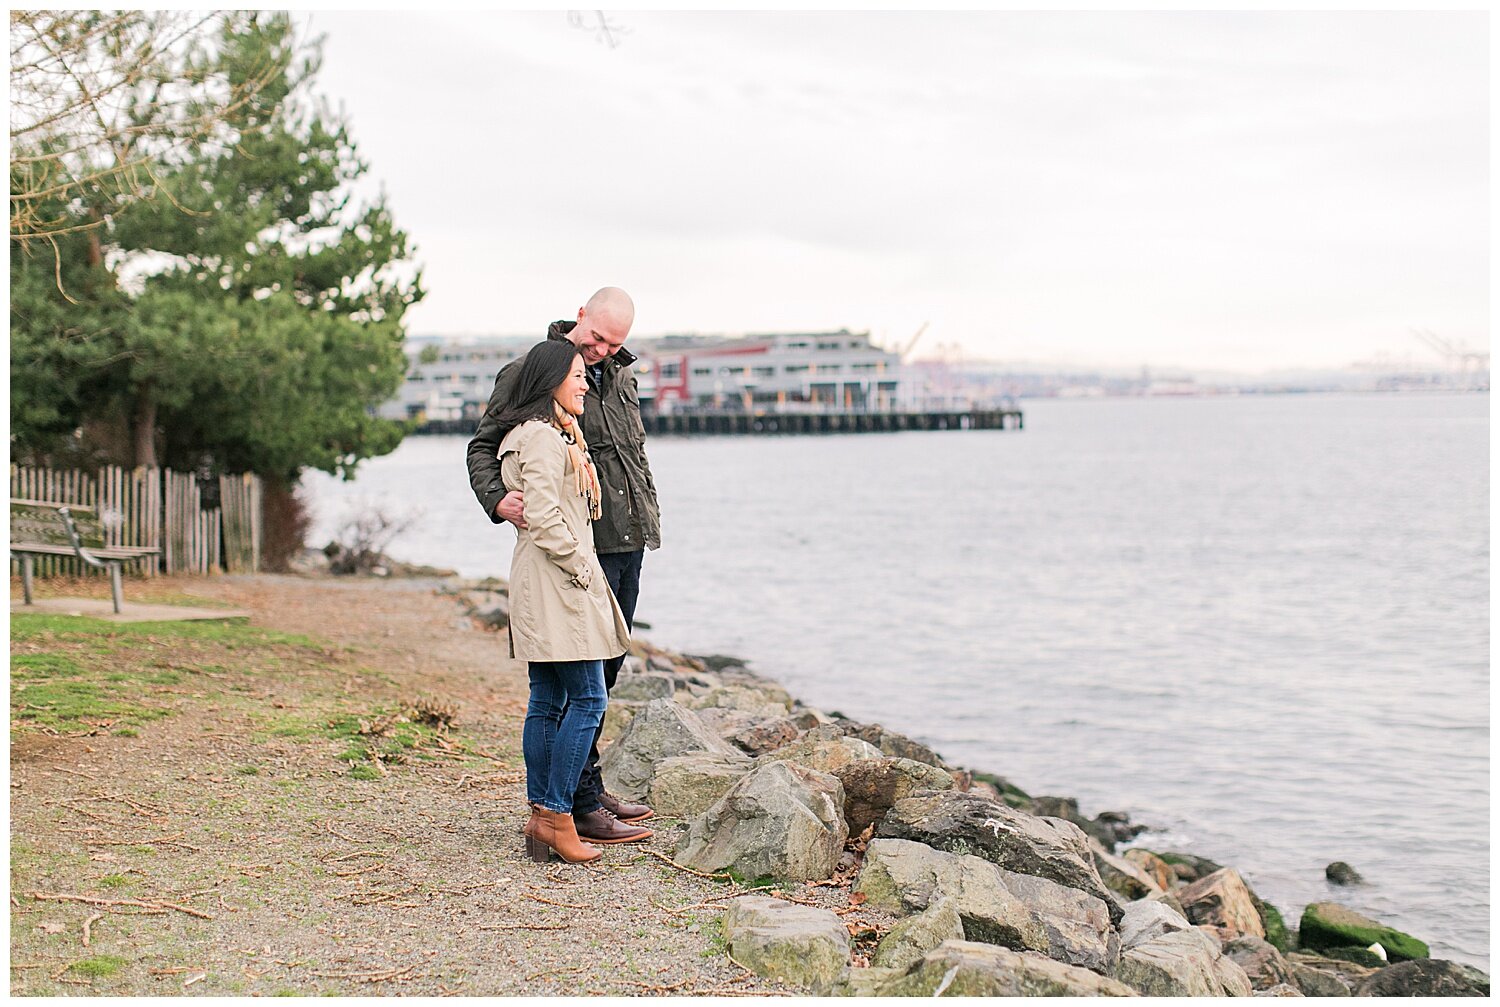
[498,420,630,662]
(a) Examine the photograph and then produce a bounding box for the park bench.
[10,499,162,614]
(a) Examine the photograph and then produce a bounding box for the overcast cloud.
[304,10,1487,371]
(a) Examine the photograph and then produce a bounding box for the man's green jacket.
[465,320,661,555]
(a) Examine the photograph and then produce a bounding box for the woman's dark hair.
[492,339,583,429]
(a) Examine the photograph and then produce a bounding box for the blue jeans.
[571,550,643,814]
[524,659,607,814]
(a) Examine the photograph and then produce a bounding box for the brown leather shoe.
[573,808,653,845]
[599,791,654,823]
[525,807,602,864]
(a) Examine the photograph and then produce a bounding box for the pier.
[413,407,1023,437]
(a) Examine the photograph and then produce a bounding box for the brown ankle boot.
[525,807,602,864]
[573,808,654,845]
[522,803,542,839]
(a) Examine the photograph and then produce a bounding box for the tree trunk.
[133,395,158,469]
[86,205,103,268]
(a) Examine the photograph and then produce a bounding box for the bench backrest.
[10,500,106,550]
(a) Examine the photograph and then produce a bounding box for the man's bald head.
[572,286,635,365]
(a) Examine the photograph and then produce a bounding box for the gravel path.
[10,574,881,996]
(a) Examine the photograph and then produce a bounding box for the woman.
[494,339,632,863]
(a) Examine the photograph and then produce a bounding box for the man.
[467,286,661,846]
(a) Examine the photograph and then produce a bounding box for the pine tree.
[10,13,423,481]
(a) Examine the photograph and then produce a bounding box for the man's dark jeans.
[571,549,643,815]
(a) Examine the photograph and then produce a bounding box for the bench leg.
[109,562,123,614]
[21,554,34,605]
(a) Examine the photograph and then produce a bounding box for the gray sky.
[304,10,1488,371]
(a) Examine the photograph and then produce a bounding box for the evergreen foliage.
[10,13,422,479]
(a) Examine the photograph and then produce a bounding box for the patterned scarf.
[552,403,603,521]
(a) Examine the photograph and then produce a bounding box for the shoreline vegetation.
[9,570,1489,997]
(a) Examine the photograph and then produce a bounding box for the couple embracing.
[465,287,661,864]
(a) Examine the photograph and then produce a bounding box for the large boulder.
[1353,959,1490,997]
[1287,951,1374,996]
[862,940,1138,996]
[1297,903,1429,962]
[723,896,850,994]
[676,761,847,882]
[836,966,904,996]
[1114,925,1253,997]
[647,752,753,819]
[1290,964,1351,996]
[599,699,642,746]
[855,838,1116,973]
[1256,983,1305,996]
[871,897,964,970]
[723,716,802,757]
[835,756,953,834]
[1118,898,1194,952]
[599,699,742,801]
[760,729,883,775]
[878,791,1122,925]
[684,683,792,719]
[1225,935,1298,992]
[840,722,948,769]
[1092,838,1164,900]
[1177,868,1266,943]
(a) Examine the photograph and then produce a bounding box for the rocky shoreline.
[451,580,1489,997]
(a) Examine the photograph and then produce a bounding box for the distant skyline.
[305,11,1488,372]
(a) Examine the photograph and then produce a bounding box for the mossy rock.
[1254,897,1290,953]
[1298,903,1429,962]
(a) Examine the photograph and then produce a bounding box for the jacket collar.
[547,319,638,369]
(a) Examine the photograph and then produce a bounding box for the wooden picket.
[219,472,262,574]
[9,464,261,579]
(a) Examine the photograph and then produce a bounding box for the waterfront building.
[634,330,903,413]
[379,336,533,422]
[382,330,907,422]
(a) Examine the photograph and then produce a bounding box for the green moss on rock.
[1299,903,1429,963]
[1255,899,1290,952]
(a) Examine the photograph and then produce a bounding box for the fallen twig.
[640,849,732,880]
[31,892,214,920]
[332,863,386,879]
[477,922,568,932]
[322,850,386,864]
[309,962,418,982]
[527,966,585,981]
[341,885,419,906]
[324,820,365,845]
[522,891,591,910]
[85,831,201,852]
[81,913,102,947]
[625,976,692,992]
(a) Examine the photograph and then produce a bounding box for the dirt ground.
[9,573,881,996]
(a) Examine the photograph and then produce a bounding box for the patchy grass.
[10,614,335,736]
[72,954,129,978]
[325,710,455,770]
[10,613,315,648]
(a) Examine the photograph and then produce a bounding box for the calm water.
[304,393,1489,968]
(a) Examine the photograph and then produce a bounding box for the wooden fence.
[9,465,262,578]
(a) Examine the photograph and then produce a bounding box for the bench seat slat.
[10,542,161,559]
